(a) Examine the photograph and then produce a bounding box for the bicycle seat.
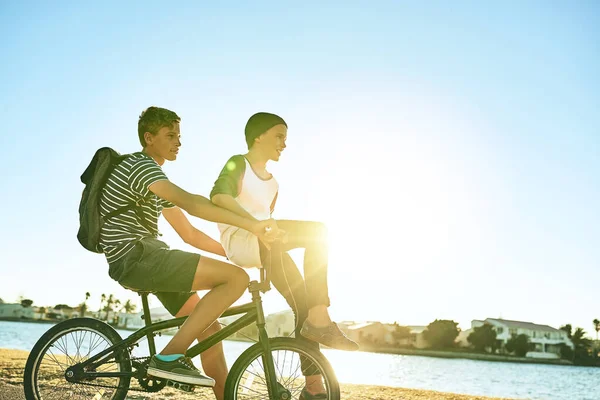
[121,284,154,296]
[133,290,154,296]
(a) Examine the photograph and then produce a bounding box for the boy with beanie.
[210,112,358,399]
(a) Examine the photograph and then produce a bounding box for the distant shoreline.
[0,318,57,325]
[360,345,574,366]
[0,318,576,367]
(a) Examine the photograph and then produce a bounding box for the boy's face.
[144,123,181,164]
[255,124,287,161]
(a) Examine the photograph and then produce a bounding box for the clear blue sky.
[1,1,598,335]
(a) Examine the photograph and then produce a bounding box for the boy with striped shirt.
[99,106,279,399]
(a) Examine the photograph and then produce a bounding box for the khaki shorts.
[222,229,261,268]
[108,237,199,315]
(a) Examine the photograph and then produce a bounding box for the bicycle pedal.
[166,380,196,392]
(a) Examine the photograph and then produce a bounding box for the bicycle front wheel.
[224,337,340,400]
[23,318,132,400]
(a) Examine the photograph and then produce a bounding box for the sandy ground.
[1,348,517,400]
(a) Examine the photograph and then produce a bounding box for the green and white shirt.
[210,155,278,267]
[99,152,174,264]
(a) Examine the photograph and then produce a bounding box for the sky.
[1,1,598,335]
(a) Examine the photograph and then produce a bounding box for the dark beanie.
[245,112,287,149]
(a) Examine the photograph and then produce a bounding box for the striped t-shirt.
[99,152,174,264]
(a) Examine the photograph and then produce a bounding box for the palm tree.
[103,294,116,322]
[79,302,88,317]
[113,299,121,324]
[593,319,600,341]
[121,299,137,314]
[98,294,106,320]
[572,327,593,361]
[78,292,91,318]
[119,299,137,329]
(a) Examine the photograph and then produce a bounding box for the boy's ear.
[144,131,154,145]
[254,133,266,145]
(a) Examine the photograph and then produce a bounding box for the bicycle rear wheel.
[23,318,132,400]
[224,337,340,400]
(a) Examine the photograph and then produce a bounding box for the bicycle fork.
[251,282,291,400]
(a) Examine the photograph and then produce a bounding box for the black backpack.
[77,147,154,253]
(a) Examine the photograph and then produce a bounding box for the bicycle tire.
[224,337,340,400]
[23,317,132,400]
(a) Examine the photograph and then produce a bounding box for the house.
[469,318,573,359]
[406,325,429,349]
[339,321,430,349]
[344,322,391,346]
[117,306,172,330]
[265,310,295,338]
[117,311,145,330]
[42,306,80,321]
[0,303,34,319]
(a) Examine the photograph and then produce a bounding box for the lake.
[1,320,598,400]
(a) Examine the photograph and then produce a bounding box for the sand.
[0,348,517,399]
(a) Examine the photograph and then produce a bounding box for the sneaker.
[300,320,359,351]
[147,354,215,387]
[299,387,328,399]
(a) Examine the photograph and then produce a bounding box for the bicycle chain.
[64,356,154,393]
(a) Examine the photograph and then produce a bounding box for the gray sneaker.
[147,355,215,387]
[300,320,359,351]
[300,387,328,399]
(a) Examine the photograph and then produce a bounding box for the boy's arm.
[148,180,276,238]
[162,207,227,257]
[210,155,256,221]
[211,193,257,221]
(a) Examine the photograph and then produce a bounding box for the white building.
[471,318,573,359]
[117,306,173,330]
[0,303,34,319]
[265,310,295,338]
[340,322,428,348]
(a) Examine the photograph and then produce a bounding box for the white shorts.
[221,229,262,268]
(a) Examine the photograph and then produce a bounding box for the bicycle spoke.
[34,327,124,400]
[231,340,337,400]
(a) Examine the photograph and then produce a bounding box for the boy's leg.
[147,256,248,387]
[260,243,325,394]
[160,256,249,355]
[275,220,358,351]
[275,220,330,311]
[173,294,228,400]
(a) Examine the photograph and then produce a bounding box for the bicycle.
[22,266,340,399]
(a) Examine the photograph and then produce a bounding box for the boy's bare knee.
[232,268,250,292]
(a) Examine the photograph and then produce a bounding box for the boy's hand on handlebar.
[253,219,287,249]
[252,219,279,243]
[263,222,287,244]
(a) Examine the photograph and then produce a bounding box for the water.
[1,320,599,400]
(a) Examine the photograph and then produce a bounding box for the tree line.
[414,319,600,366]
[17,293,137,324]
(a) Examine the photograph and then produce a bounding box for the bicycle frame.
[68,277,278,387]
